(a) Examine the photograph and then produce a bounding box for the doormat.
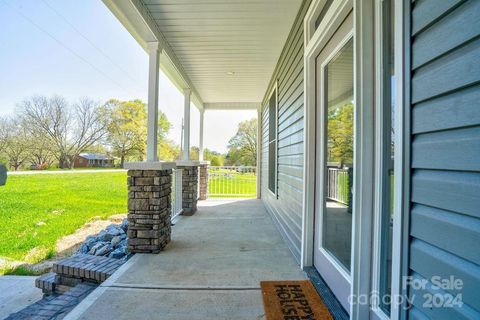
[260,280,333,320]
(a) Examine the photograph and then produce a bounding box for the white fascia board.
[204,102,262,110]
[102,0,204,111]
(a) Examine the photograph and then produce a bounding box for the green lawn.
[208,169,256,198]
[0,172,127,265]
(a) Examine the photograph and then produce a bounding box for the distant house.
[74,153,114,168]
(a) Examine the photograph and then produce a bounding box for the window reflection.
[323,38,354,272]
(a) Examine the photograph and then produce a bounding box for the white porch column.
[182,88,191,160]
[256,107,262,199]
[146,42,161,162]
[199,109,204,161]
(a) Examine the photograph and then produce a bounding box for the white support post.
[256,107,262,199]
[146,42,161,162]
[182,88,191,161]
[199,109,204,161]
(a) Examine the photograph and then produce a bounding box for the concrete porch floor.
[65,199,306,320]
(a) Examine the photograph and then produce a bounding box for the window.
[314,0,333,31]
[323,38,354,272]
[305,0,334,42]
[268,87,278,195]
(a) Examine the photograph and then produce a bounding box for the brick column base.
[179,166,198,216]
[199,164,208,200]
[127,169,172,253]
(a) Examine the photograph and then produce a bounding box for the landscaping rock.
[79,243,89,254]
[120,219,128,232]
[111,235,122,248]
[88,242,108,255]
[108,248,126,259]
[97,230,114,242]
[106,224,124,236]
[94,244,113,256]
[85,235,97,245]
[77,219,130,259]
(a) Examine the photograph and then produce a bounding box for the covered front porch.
[66,199,305,319]
[63,0,345,318]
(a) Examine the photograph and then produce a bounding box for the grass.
[208,169,256,198]
[0,172,127,269]
[42,167,123,171]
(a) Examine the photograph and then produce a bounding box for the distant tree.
[159,139,180,161]
[189,146,199,160]
[226,118,257,166]
[210,155,224,166]
[82,144,108,155]
[3,119,30,170]
[103,99,174,166]
[327,103,354,165]
[28,131,55,168]
[184,146,225,165]
[102,99,146,167]
[203,148,224,166]
[19,96,108,169]
[0,117,9,155]
[157,111,171,142]
[224,148,241,166]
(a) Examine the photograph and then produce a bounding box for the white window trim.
[267,81,279,198]
[304,0,330,43]
[390,1,409,320]
[371,0,397,319]
[350,1,376,318]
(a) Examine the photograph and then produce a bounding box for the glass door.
[314,11,354,312]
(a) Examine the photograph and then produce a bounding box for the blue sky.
[0,0,255,153]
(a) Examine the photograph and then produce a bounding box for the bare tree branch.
[19,95,107,169]
[2,119,31,170]
[0,117,9,154]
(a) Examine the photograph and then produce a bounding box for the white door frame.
[302,0,376,319]
[370,1,393,319]
[314,28,354,313]
[301,0,353,271]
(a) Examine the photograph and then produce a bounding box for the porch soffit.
[104,0,303,108]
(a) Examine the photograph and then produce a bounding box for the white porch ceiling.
[108,0,303,106]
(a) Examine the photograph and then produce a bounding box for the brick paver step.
[35,272,56,294]
[52,254,124,283]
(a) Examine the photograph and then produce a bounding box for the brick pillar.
[127,169,172,253]
[199,164,208,200]
[179,166,198,215]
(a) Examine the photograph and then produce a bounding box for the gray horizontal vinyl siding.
[260,0,311,263]
[408,0,480,318]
